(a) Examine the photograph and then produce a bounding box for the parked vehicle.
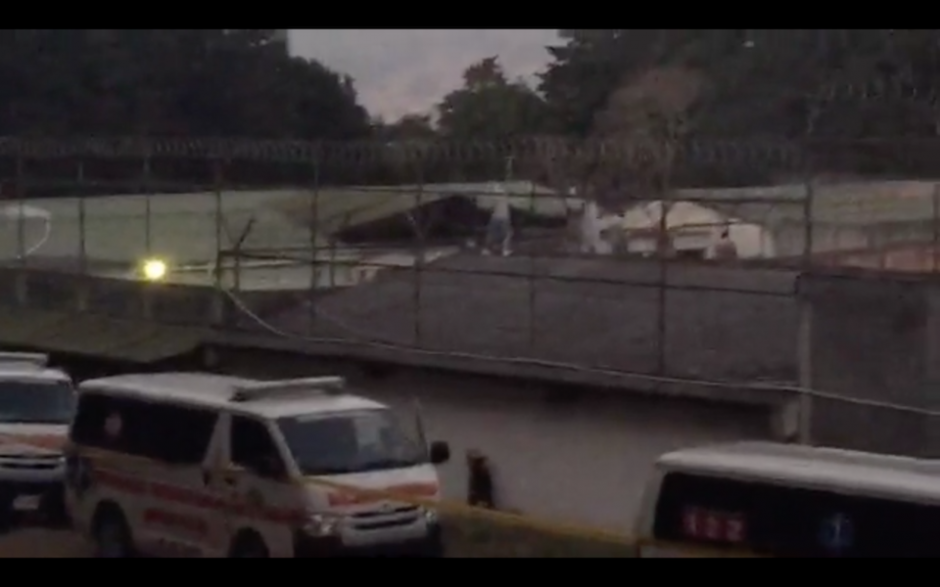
[636,441,940,558]
[0,353,75,526]
[65,372,451,558]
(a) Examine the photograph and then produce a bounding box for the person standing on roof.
[483,190,512,257]
[579,200,603,254]
[712,226,739,261]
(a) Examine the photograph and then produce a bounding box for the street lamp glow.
[141,258,168,282]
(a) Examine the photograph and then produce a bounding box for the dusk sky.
[290,30,559,121]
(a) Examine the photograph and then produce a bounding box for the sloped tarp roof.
[0,305,205,363]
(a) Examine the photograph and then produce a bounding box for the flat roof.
[0,368,70,383]
[658,441,940,503]
[79,372,384,419]
[269,253,799,387]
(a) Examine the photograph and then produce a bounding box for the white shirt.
[492,196,511,221]
[580,201,601,251]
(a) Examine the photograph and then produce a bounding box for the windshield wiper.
[302,464,360,476]
[357,457,423,471]
[300,456,426,476]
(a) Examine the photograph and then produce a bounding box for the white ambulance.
[65,372,452,558]
[0,352,75,526]
[635,442,940,558]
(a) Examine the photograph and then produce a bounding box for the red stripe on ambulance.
[93,467,303,525]
[143,508,209,537]
[95,469,148,495]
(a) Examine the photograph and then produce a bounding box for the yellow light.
[141,258,168,282]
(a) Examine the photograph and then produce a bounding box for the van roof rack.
[230,376,346,403]
[0,352,48,369]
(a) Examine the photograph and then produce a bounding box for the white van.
[635,442,940,558]
[64,372,451,558]
[0,352,74,526]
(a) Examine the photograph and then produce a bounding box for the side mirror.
[429,441,450,465]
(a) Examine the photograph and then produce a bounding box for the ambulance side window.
[653,472,940,557]
[71,392,217,466]
[231,416,286,480]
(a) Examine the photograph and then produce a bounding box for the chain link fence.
[0,137,939,392]
[0,136,938,462]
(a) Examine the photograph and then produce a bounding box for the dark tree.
[436,56,548,139]
[539,29,940,140]
[0,29,371,140]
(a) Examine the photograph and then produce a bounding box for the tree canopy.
[435,56,548,139]
[539,29,940,140]
[9,29,940,157]
[0,29,371,139]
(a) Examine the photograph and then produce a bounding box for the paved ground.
[0,528,89,558]
[0,523,635,558]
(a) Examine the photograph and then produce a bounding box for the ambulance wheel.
[230,531,269,558]
[92,504,135,558]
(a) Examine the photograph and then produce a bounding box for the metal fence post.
[142,153,153,257]
[932,183,939,273]
[797,178,815,445]
[797,298,815,445]
[213,160,223,290]
[526,170,537,351]
[802,180,815,265]
[15,155,25,266]
[77,161,87,275]
[212,159,225,329]
[308,152,321,336]
[656,197,669,377]
[413,152,425,347]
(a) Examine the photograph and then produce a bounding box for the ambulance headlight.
[421,507,439,525]
[302,513,342,537]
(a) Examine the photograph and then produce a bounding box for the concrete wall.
[800,271,933,456]
[223,351,772,533]
[923,288,940,456]
[771,223,870,258]
[812,244,940,274]
[383,379,770,532]
[0,267,221,323]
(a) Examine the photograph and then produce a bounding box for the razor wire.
[0,136,936,174]
[0,135,806,167]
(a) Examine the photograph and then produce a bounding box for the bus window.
[652,472,940,558]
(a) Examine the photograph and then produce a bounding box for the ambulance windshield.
[278,409,428,476]
[0,379,75,425]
